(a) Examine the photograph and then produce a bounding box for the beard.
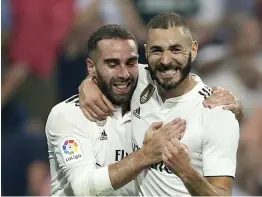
[147,53,192,90]
[96,71,137,106]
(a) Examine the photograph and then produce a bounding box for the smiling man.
[45,24,186,196]
[131,13,239,196]
[79,13,240,196]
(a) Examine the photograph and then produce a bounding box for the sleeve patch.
[61,137,84,165]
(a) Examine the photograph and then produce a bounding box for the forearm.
[70,150,149,196]
[109,149,150,190]
[181,168,231,196]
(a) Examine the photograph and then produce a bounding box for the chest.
[131,98,204,156]
[91,119,132,168]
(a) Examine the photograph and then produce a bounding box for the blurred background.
[1,0,262,195]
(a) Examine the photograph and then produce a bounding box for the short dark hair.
[87,24,137,58]
[147,12,192,39]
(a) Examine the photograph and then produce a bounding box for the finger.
[210,98,234,108]
[204,91,226,103]
[213,91,234,102]
[172,140,188,154]
[162,153,172,167]
[167,119,186,134]
[80,106,98,122]
[223,104,236,111]
[169,125,186,139]
[162,118,182,131]
[172,117,182,125]
[170,138,183,152]
[204,94,218,103]
[162,152,169,163]
[211,86,224,94]
[163,146,173,158]
[146,122,163,135]
[160,122,174,132]
[93,97,112,114]
[85,107,100,120]
[176,119,186,126]
[180,130,185,139]
[101,95,116,112]
[180,143,189,154]
[151,121,164,131]
[204,97,233,108]
[166,118,182,127]
[206,90,235,105]
[91,103,111,118]
[166,141,178,155]
[167,120,186,133]
[213,87,231,96]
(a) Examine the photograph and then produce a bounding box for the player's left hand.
[202,86,243,121]
[162,138,193,178]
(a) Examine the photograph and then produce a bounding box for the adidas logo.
[100,130,107,140]
[198,86,212,99]
[133,107,141,119]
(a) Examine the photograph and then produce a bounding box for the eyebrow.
[169,44,183,49]
[126,56,139,63]
[150,45,163,51]
[104,58,120,64]
[150,44,184,51]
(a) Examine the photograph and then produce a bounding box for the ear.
[191,41,198,62]
[87,58,96,75]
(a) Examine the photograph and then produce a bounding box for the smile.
[158,69,179,77]
[113,82,131,93]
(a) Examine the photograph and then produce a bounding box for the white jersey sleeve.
[46,104,114,196]
[202,106,240,177]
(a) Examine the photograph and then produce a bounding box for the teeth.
[115,84,128,89]
[161,70,177,75]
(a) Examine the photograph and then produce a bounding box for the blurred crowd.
[1,0,262,195]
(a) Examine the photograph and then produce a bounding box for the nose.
[160,50,173,66]
[117,66,130,79]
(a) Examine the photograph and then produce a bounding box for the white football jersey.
[45,95,135,196]
[131,66,240,196]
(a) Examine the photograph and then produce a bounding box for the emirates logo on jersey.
[140,84,155,104]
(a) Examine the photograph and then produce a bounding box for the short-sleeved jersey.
[131,66,240,196]
[45,95,135,196]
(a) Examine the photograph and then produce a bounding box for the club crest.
[140,84,155,104]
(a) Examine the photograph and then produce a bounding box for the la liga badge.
[61,137,83,165]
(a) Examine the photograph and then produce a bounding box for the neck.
[114,103,130,117]
[157,75,197,102]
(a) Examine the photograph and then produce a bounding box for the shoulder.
[46,95,95,134]
[206,106,238,124]
[136,64,154,92]
[138,63,147,71]
[132,64,154,106]
[203,106,240,139]
[47,95,83,122]
[138,64,152,84]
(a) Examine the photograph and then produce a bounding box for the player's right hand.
[78,77,115,121]
[141,118,186,165]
